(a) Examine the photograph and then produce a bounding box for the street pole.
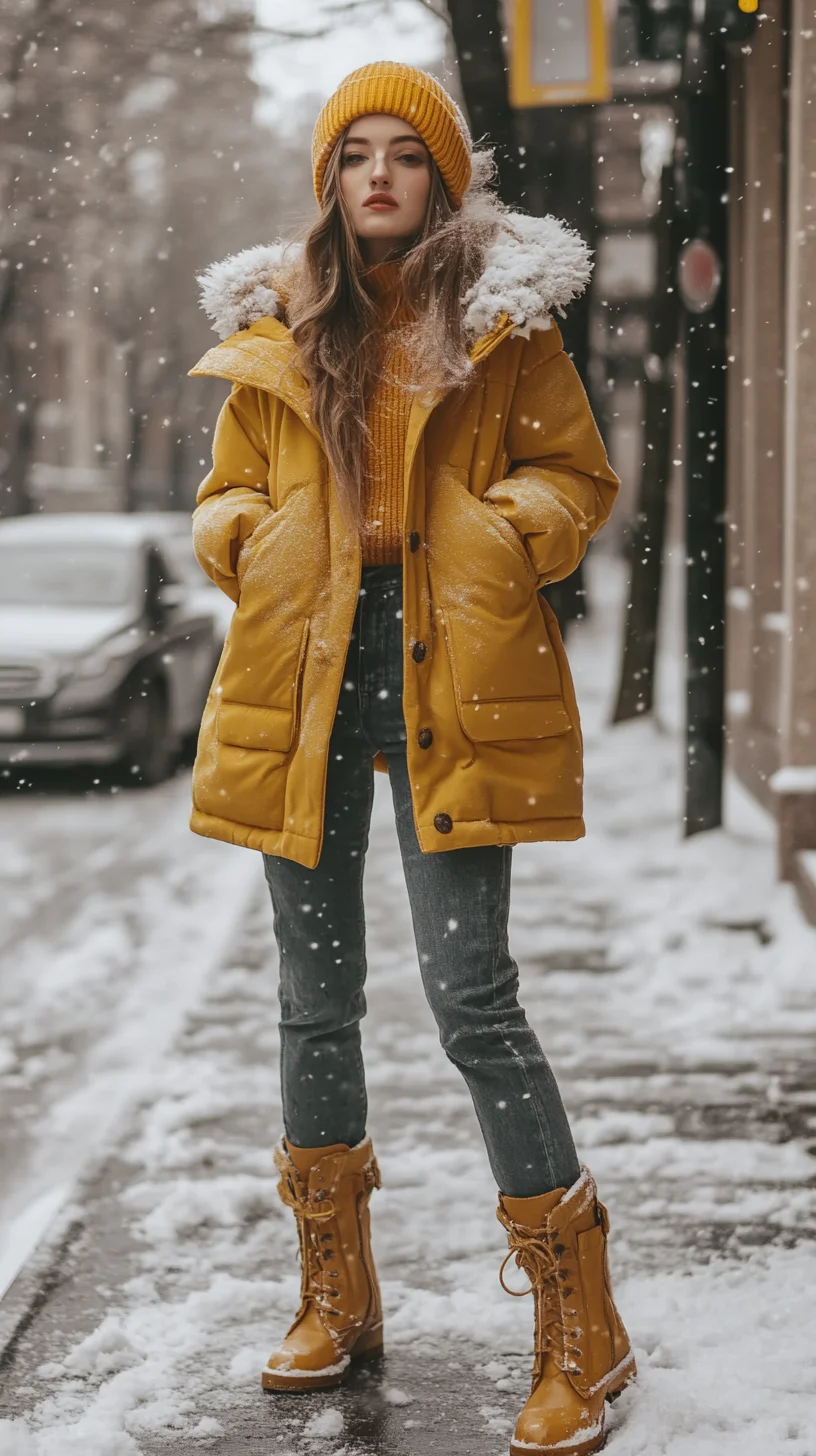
[613,154,679,723]
[677,30,729,834]
[445,0,528,208]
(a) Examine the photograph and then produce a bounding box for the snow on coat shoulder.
[195,212,591,344]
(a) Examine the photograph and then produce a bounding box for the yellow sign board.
[510,0,612,107]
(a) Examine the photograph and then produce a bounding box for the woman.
[189,62,634,1456]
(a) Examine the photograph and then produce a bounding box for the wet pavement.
[2,866,814,1455]
[0,895,534,1455]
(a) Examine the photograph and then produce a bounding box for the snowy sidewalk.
[0,772,257,1306]
[1,555,815,1456]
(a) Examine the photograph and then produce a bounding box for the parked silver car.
[0,513,221,784]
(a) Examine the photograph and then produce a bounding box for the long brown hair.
[285,132,500,523]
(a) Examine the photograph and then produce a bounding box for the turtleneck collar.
[361,257,414,327]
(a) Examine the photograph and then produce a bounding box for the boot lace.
[497,1208,584,1380]
[275,1151,380,1323]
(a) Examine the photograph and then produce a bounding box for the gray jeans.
[263,564,580,1197]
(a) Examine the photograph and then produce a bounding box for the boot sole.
[261,1327,384,1392]
[508,1354,637,1456]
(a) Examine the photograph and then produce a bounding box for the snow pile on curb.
[608,1247,816,1454]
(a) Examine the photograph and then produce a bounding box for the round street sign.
[678,238,722,314]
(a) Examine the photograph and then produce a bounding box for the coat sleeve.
[483,323,620,587]
[192,383,273,602]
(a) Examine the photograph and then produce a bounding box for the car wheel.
[117,676,175,787]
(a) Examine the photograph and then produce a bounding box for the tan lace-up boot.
[498,1168,636,1456]
[262,1137,383,1391]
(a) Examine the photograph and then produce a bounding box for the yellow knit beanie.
[312,62,472,208]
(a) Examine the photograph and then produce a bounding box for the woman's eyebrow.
[343,134,427,146]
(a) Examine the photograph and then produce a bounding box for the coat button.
[408,530,421,553]
[418,728,433,749]
[412,640,427,663]
[434,812,453,834]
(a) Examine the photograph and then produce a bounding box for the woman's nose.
[369,152,392,187]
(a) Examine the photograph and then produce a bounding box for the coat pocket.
[217,617,310,752]
[430,464,575,744]
[483,503,538,580]
[235,508,277,589]
[444,607,571,744]
[456,696,571,742]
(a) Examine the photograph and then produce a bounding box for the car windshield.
[0,542,137,607]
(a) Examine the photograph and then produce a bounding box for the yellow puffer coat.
[188,212,619,867]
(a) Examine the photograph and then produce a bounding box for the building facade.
[726,0,816,916]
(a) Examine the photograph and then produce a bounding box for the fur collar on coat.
[196,181,591,346]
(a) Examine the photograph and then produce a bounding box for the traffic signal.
[704,0,757,37]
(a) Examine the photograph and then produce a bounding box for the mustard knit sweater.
[360,258,415,566]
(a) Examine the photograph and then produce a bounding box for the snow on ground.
[0,772,260,1297]
[1,552,815,1454]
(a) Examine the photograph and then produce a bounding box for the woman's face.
[338,113,431,260]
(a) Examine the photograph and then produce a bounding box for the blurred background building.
[1,0,815,913]
[724,0,816,915]
[0,0,311,516]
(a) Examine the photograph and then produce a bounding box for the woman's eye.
[342,150,425,166]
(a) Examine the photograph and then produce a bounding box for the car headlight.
[70,630,140,681]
